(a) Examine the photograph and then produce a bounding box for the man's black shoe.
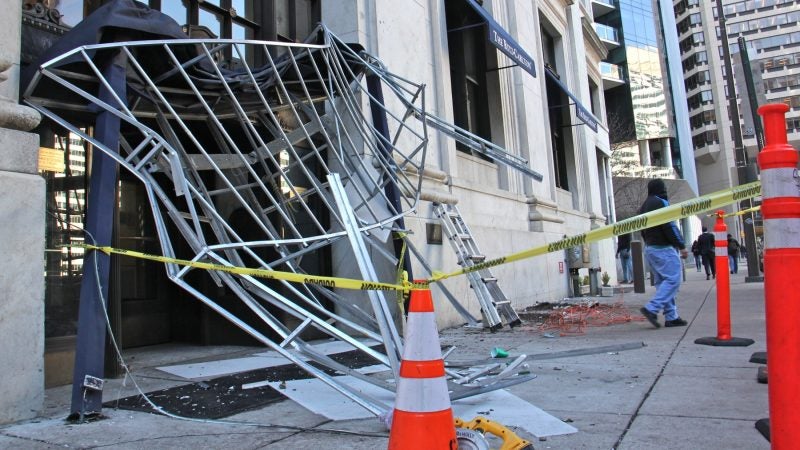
[706,274,710,280]
[640,307,661,328]
[665,317,688,327]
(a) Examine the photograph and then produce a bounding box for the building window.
[685,70,711,90]
[692,130,719,149]
[541,24,573,192]
[79,1,318,43]
[682,51,708,73]
[687,89,714,110]
[445,0,497,158]
[69,1,318,71]
[689,109,716,130]
[35,0,321,350]
[677,13,701,34]
[674,0,700,16]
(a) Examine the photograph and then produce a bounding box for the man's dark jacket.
[638,179,685,249]
[697,231,715,255]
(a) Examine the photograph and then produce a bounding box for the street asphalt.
[0,265,772,449]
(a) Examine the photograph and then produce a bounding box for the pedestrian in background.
[617,233,633,283]
[697,227,716,280]
[727,234,740,274]
[691,240,702,272]
[637,179,689,328]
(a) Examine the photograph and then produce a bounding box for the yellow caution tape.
[69,181,761,292]
[74,244,417,292]
[428,181,762,283]
[716,205,761,218]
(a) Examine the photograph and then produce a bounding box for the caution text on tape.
[71,181,761,291]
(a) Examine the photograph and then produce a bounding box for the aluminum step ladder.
[433,203,521,331]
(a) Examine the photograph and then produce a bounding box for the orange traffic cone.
[388,284,458,449]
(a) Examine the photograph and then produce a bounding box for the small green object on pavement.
[490,347,509,358]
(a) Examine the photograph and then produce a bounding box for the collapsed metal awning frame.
[25,26,536,417]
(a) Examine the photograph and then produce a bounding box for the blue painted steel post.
[70,54,126,418]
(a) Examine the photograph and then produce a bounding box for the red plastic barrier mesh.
[537,302,645,336]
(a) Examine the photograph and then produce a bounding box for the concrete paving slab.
[0,434,60,449]
[640,373,769,420]
[223,395,331,428]
[0,270,776,449]
[258,428,388,449]
[620,415,769,450]
[669,341,765,368]
[0,409,294,449]
[509,361,660,415]
[662,364,760,380]
[158,356,291,380]
[517,411,630,449]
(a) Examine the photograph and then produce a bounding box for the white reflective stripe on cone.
[394,376,451,412]
[403,312,444,361]
[765,218,800,249]
[716,247,728,257]
[762,167,800,199]
[714,231,727,241]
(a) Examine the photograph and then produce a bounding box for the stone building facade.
[1,0,615,422]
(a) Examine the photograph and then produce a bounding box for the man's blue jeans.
[729,255,738,273]
[644,246,682,321]
[619,249,632,282]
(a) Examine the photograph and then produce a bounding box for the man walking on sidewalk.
[697,227,716,280]
[638,179,689,328]
[617,233,633,283]
[727,234,740,274]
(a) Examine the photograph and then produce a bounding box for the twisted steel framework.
[25,27,536,416]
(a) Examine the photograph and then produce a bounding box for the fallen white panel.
[158,338,382,380]
[267,377,578,437]
[157,355,288,380]
[268,376,395,421]
[252,338,381,358]
[452,390,577,437]
[350,364,390,375]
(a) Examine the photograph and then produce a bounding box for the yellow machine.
[454,416,534,450]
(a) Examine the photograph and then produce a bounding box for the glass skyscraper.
[597,0,692,182]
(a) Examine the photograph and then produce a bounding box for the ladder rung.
[469,255,486,262]
[494,300,511,306]
[481,277,497,283]
[457,233,472,240]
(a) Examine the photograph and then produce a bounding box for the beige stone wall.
[0,1,44,424]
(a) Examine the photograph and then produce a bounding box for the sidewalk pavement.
[0,268,770,449]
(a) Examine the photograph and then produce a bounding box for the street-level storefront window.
[41,128,89,341]
[29,0,321,385]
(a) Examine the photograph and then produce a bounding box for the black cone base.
[750,351,767,364]
[755,418,770,442]
[757,366,768,384]
[694,336,755,347]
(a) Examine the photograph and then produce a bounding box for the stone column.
[638,139,651,166]
[663,137,673,171]
[0,1,44,424]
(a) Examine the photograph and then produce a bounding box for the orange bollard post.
[695,212,754,347]
[756,103,800,448]
[387,284,458,450]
